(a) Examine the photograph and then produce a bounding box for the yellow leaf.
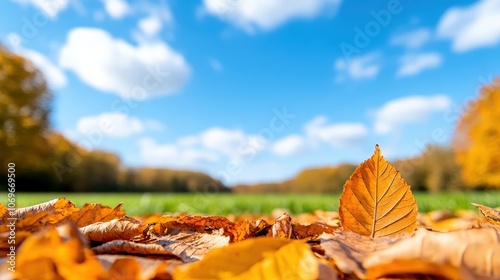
[418,210,478,232]
[16,223,106,280]
[339,145,418,238]
[173,237,319,280]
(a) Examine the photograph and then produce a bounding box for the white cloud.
[13,0,69,18]
[20,48,67,89]
[138,126,265,168]
[271,134,306,156]
[397,52,442,77]
[201,0,341,32]
[59,28,190,99]
[209,58,223,72]
[305,116,367,148]
[200,127,247,157]
[102,0,130,19]
[271,117,367,157]
[335,52,380,81]
[77,112,146,138]
[138,14,163,36]
[139,138,218,168]
[374,95,452,134]
[391,28,431,49]
[437,0,500,52]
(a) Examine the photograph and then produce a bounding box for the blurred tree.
[233,164,356,194]
[395,145,464,192]
[0,46,53,188]
[71,150,121,192]
[454,78,500,188]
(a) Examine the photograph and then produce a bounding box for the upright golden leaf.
[339,145,417,238]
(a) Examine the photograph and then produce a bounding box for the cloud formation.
[202,0,341,32]
[102,0,130,19]
[397,52,442,77]
[335,52,380,81]
[59,28,190,99]
[391,28,431,49]
[374,95,451,134]
[271,117,367,156]
[437,0,500,52]
[13,0,69,18]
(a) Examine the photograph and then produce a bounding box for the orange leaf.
[173,237,327,280]
[472,203,500,225]
[0,198,78,235]
[15,198,77,220]
[69,202,126,227]
[339,145,418,238]
[15,223,106,280]
[99,255,182,280]
[418,210,478,232]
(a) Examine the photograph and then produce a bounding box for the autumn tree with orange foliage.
[0,45,53,186]
[454,78,500,188]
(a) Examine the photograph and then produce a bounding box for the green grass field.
[3,191,500,216]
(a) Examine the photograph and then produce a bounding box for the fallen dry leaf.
[318,230,399,278]
[15,223,106,280]
[339,144,418,238]
[271,213,292,239]
[364,228,500,279]
[473,203,500,225]
[14,198,77,220]
[68,202,126,227]
[418,210,478,232]
[79,217,142,243]
[152,230,230,262]
[92,240,181,260]
[293,222,337,240]
[95,230,229,263]
[228,219,271,242]
[173,237,331,280]
[148,214,233,238]
[0,198,80,252]
[98,254,182,280]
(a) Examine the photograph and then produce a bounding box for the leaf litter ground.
[1,145,500,279]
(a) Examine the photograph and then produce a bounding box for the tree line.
[1,45,499,193]
[0,46,228,193]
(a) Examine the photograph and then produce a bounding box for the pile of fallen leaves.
[1,145,500,279]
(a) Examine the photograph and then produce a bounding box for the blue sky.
[1,0,500,185]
